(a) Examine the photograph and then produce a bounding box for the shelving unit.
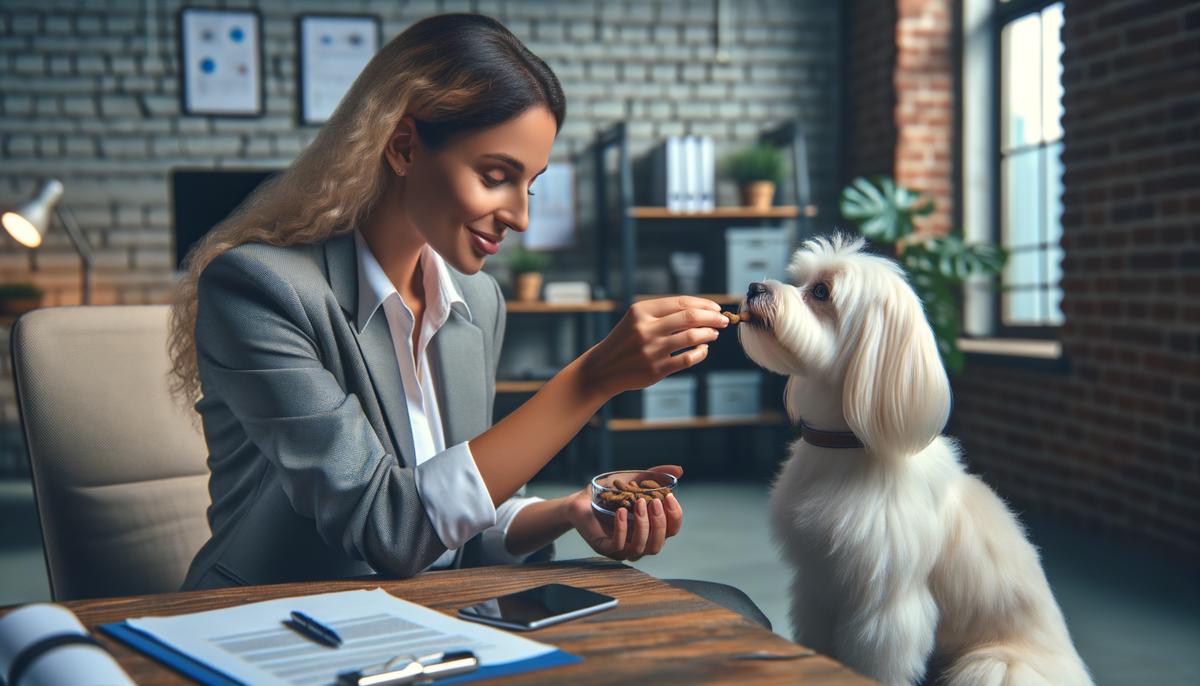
[630,206,801,220]
[633,293,742,306]
[504,300,615,313]
[596,410,787,433]
[494,380,547,394]
[584,120,815,474]
[495,301,611,397]
[492,121,814,478]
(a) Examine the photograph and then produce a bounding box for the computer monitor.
[170,169,280,269]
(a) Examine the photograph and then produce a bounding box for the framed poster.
[524,162,576,250]
[178,7,264,117]
[297,14,381,126]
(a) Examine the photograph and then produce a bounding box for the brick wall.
[955,0,1199,555]
[893,0,953,236]
[844,0,954,236]
[845,0,898,181]
[847,0,1199,555]
[0,0,844,471]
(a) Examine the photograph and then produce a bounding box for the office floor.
[1,478,1197,685]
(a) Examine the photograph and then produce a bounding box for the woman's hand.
[580,296,728,400]
[565,465,684,561]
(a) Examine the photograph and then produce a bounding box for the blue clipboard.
[99,621,581,686]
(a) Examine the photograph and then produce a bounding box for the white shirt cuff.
[413,441,496,550]
[481,496,545,565]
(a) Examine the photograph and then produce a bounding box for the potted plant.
[508,244,549,302]
[840,176,1007,373]
[723,143,785,210]
[0,282,43,317]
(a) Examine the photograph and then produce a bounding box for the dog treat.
[722,311,753,324]
[612,478,640,493]
[601,476,672,511]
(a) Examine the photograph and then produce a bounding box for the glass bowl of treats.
[590,470,679,517]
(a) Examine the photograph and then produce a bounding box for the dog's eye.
[811,282,831,301]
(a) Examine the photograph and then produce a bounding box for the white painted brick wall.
[0,0,844,471]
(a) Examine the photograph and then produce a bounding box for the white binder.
[682,135,699,213]
[700,136,715,212]
[666,136,683,212]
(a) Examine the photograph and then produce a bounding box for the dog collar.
[799,420,864,449]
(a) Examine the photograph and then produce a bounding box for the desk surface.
[3,558,876,685]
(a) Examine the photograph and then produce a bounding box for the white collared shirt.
[355,231,541,570]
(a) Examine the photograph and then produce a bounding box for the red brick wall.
[953,0,1200,555]
[894,0,954,236]
[846,0,1200,555]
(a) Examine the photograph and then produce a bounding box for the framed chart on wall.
[178,7,264,117]
[297,14,381,126]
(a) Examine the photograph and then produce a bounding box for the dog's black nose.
[747,282,768,298]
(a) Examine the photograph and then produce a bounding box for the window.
[998,1,1064,328]
[961,0,1065,342]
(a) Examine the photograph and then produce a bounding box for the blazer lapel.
[323,231,417,467]
[429,310,487,447]
[355,315,417,466]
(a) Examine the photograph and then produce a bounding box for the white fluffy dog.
[738,234,1092,686]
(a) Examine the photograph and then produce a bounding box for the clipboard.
[100,612,581,686]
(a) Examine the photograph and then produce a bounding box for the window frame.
[989,0,1065,339]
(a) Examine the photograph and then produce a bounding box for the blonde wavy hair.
[167,14,564,406]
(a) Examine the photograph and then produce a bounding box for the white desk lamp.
[2,179,93,304]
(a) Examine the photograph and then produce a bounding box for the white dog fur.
[738,234,1092,686]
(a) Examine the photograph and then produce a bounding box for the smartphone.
[457,583,618,631]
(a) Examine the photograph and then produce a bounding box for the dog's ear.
[841,285,951,456]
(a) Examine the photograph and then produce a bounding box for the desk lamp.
[2,179,93,304]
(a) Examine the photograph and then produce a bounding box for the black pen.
[284,611,343,648]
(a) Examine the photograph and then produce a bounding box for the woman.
[169,14,730,592]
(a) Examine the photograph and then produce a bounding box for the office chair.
[11,305,212,600]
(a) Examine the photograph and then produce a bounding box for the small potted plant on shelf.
[723,143,785,211]
[0,282,43,317]
[508,244,549,302]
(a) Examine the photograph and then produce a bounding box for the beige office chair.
[11,305,212,600]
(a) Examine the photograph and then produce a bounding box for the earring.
[394,167,404,176]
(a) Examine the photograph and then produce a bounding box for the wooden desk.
[2,558,876,685]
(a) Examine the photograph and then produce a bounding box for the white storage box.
[640,375,697,421]
[726,228,791,295]
[705,370,762,419]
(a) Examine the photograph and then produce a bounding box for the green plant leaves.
[908,270,964,373]
[722,144,786,185]
[507,244,549,275]
[839,176,933,243]
[902,236,1007,284]
[838,176,1007,374]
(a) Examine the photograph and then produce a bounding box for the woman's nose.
[500,201,528,233]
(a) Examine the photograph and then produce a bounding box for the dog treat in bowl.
[590,470,678,516]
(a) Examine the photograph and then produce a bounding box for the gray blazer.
[181,231,536,590]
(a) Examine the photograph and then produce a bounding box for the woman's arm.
[470,296,729,507]
[469,352,607,506]
[500,497,575,557]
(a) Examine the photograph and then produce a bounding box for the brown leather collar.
[799,421,864,449]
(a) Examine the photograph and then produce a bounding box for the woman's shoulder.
[203,240,327,292]
[215,240,323,274]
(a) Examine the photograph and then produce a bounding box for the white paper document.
[126,588,559,686]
